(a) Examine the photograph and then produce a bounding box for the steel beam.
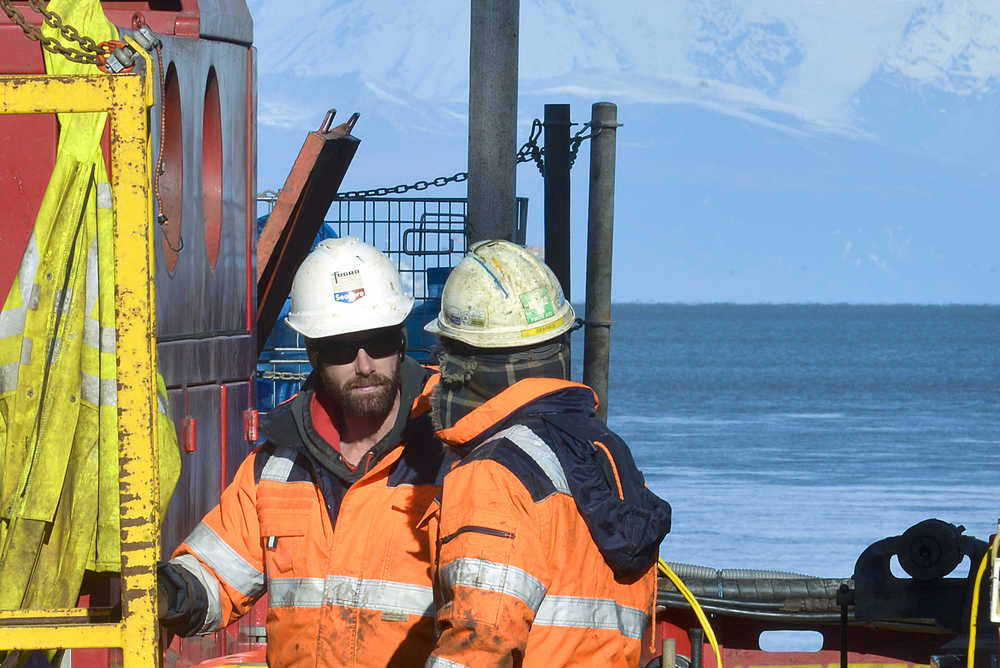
[583,102,619,421]
[468,0,519,243]
[543,104,571,302]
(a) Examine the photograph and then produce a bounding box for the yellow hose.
[658,558,724,668]
[967,533,998,668]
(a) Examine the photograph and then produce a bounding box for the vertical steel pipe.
[544,104,571,301]
[583,102,618,421]
[689,628,704,668]
[468,0,519,243]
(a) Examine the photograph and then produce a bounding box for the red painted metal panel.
[0,26,51,301]
[641,615,957,668]
[0,12,124,301]
[202,67,223,270]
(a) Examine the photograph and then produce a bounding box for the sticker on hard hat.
[445,306,486,328]
[334,288,366,303]
[333,268,362,285]
[331,269,365,303]
[521,313,569,338]
[520,288,555,324]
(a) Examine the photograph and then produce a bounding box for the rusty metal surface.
[161,387,187,559]
[0,15,258,666]
[256,110,360,351]
[161,380,253,559]
[223,382,251,485]
[148,31,257,590]
[108,54,161,668]
[151,33,252,344]
[160,385,221,559]
[157,335,255,388]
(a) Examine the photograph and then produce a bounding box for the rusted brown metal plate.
[256,110,360,351]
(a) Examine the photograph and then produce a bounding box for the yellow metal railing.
[0,40,162,667]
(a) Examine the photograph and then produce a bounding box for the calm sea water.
[568,304,1000,577]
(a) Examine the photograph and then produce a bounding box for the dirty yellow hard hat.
[425,240,575,348]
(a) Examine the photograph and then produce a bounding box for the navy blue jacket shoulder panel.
[461,436,558,503]
[388,410,444,488]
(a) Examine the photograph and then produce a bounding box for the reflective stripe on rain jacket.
[425,378,671,668]
[165,358,443,667]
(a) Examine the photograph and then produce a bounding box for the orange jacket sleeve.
[167,449,267,633]
[429,458,551,667]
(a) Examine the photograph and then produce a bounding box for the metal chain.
[515,118,545,176]
[335,119,547,199]
[568,122,594,170]
[259,369,310,382]
[335,171,469,199]
[29,0,100,52]
[0,0,101,65]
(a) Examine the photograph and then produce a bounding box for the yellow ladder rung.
[0,623,122,650]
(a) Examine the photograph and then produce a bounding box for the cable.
[659,558,724,668]
[967,533,998,668]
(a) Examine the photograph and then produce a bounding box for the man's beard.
[330,369,401,419]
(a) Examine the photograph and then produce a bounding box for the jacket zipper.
[440,525,515,544]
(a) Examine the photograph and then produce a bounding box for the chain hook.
[95,40,135,74]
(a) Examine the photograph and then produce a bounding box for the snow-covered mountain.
[247,0,1000,303]
[251,1,1000,135]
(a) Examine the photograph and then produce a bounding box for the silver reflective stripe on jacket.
[534,594,647,639]
[439,557,546,612]
[488,424,570,494]
[268,575,434,617]
[260,446,298,482]
[184,522,266,598]
[170,553,224,634]
[425,658,469,668]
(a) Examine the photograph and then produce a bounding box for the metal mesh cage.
[255,196,528,410]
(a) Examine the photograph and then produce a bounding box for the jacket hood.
[536,406,671,581]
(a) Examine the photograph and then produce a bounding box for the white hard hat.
[424,240,575,348]
[285,237,414,339]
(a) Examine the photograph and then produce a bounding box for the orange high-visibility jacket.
[424,378,672,668]
[163,360,443,667]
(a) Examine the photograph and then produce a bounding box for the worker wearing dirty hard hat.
[158,237,443,666]
[421,240,671,667]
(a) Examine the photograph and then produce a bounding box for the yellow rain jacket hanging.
[0,0,180,610]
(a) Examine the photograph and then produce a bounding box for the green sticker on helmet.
[520,288,555,323]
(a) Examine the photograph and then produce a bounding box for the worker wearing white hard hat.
[160,237,443,667]
[422,240,671,668]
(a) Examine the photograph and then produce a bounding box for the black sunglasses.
[314,329,403,366]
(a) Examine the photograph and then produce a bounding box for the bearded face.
[307,327,405,421]
[327,366,401,418]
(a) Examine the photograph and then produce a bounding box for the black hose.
[659,576,851,603]
[657,595,844,622]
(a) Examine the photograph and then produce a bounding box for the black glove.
[157,561,210,637]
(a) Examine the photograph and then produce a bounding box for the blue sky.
[247,0,1000,303]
